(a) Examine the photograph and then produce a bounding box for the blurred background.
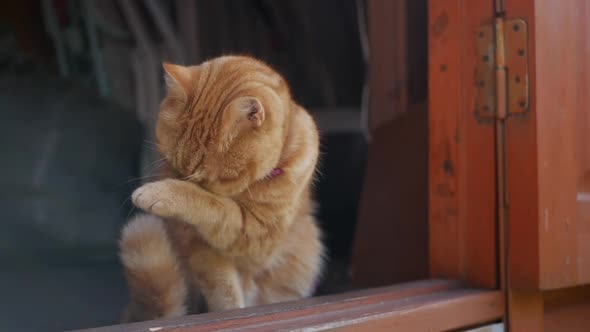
[0,0,428,331]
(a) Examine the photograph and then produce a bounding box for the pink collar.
[268,168,284,178]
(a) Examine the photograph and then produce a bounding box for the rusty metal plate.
[475,25,496,119]
[505,18,529,114]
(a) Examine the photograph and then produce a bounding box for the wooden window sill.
[73,280,503,332]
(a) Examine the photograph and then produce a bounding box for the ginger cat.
[119,56,324,322]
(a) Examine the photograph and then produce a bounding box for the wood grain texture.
[331,290,502,332]
[71,280,503,332]
[505,0,590,290]
[428,0,497,288]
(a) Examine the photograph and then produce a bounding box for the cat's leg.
[131,179,296,255]
[255,255,322,305]
[186,246,245,311]
[131,179,244,249]
[119,214,188,322]
[241,275,259,307]
[255,215,324,305]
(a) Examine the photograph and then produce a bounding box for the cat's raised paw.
[132,181,176,217]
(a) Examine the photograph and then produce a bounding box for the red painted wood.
[366,0,408,130]
[351,104,429,286]
[71,280,503,332]
[505,0,590,290]
[428,0,497,288]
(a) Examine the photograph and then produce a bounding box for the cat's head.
[156,56,291,196]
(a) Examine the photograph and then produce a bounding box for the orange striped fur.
[119,56,324,322]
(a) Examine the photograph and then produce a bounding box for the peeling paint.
[544,208,549,231]
[577,192,590,201]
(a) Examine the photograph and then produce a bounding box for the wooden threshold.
[72,280,503,332]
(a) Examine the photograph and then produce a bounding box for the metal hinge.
[475,18,529,120]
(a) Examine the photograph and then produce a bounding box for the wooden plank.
[545,303,590,332]
[351,103,428,286]
[504,0,590,290]
[428,0,497,288]
[367,0,408,131]
[72,280,456,332]
[351,0,428,287]
[71,281,503,332]
[331,290,502,332]
[508,291,544,332]
[544,285,590,332]
[308,108,362,133]
[508,285,590,331]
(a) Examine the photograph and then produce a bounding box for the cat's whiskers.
[125,204,137,219]
[185,170,205,183]
[141,144,160,153]
[120,157,168,187]
[143,139,167,151]
[118,158,168,210]
[181,174,195,181]
[142,157,167,174]
[116,173,165,188]
[119,194,134,211]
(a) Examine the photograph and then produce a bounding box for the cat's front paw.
[132,181,177,217]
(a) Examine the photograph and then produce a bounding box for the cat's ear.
[230,96,265,128]
[219,97,265,150]
[162,62,191,96]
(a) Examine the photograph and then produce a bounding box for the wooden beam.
[71,280,503,332]
[351,102,428,286]
[367,0,408,131]
[428,0,497,288]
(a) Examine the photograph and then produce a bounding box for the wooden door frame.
[501,0,590,330]
[428,0,498,290]
[504,0,590,292]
